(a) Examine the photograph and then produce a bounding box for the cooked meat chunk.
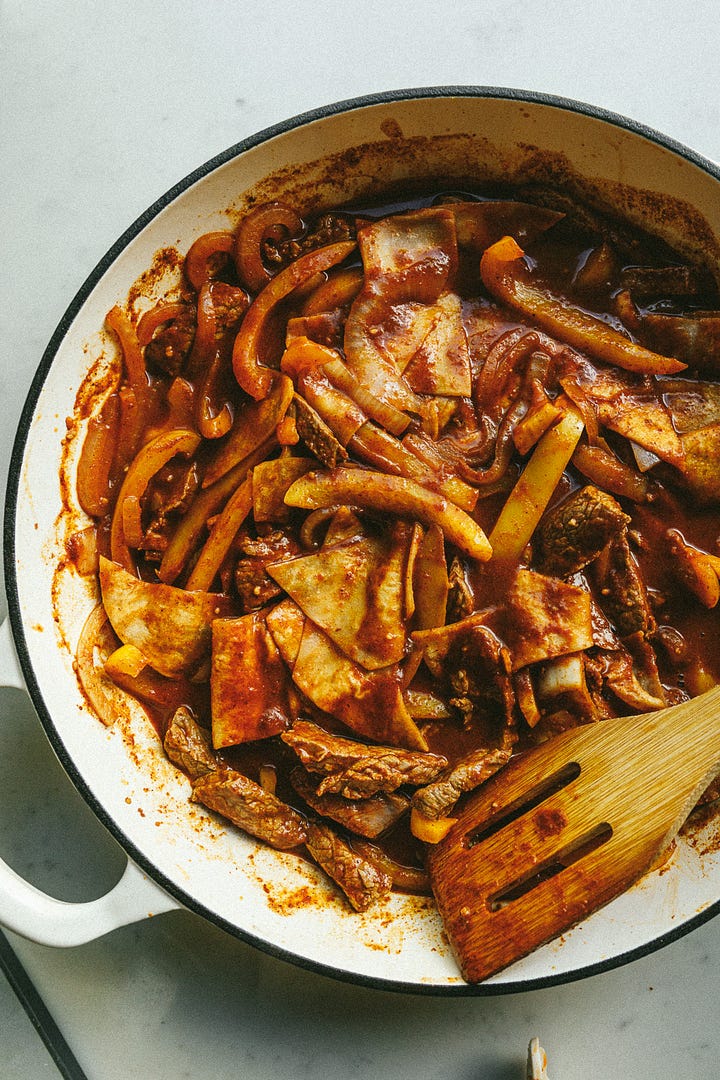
[163,705,217,780]
[416,617,517,743]
[619,264,704,298]
[144,461,201,557]
[210,282,250,335]
[305,820,392,911]
[281,720,447,798]
[411,747,511,820]
[534,485,630,577]
[264,213,356,268]
[293,394,348,468]
[234,529,302,612]
[192,767,307,850]
[446,555,475,621]
[290,767,409,838]
[590,532,655,639]
[144,307,196,375]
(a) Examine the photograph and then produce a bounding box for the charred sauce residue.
[533,806,568,840]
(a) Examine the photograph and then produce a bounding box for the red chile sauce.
[69,185,720,884]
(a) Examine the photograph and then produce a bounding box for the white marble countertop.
[3,2,720,1076]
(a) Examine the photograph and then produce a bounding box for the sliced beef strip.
[447,636,516,739]
[281,720,447,798]
[144,307,196,376]
[586,648,665,712]
[293,393,348,468]
[163,705,217,780]
[446,555,475,621]
[590,532,656,640]
[234,529,302,612]
[191,767,307,850]
[290,767,410,838]
[533,485,630,578]
[305,820,392,912]
[411,747,511,820]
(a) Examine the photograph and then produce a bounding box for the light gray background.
[2,2,720,1076]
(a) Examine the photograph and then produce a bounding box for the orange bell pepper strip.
[185,474,254,592]
[232,240,356,399]
[480,236,687,376]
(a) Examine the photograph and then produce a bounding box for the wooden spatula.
[428,684,720,983]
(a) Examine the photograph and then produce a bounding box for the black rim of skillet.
[5,85,720,998]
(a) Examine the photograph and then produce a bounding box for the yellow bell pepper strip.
[185,474,254,592]
[410,807,457,844]
[232,240,356,399]
[301,265,364,315]
[489,405,585,563]
[480,236,687,376]
[158,435,274,585]
[76,391,120,518]
[202,373,293,488]
[280,336,341,379]
[666,528,720,608]
[284,467,492,562]
[110,427,200,574]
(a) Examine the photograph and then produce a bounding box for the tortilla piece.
[402,293,472,397]
[99,556,232,679]
[265,598,306,668]
[342,207,461,416]
[267,522,411,670]
[359,207,458,305]
[290,618,427,750]
[499,569,594,671]
[211,614,293,748]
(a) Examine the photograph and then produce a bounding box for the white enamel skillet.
[4,87,720,993]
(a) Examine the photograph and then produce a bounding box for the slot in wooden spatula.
[428,685,720,983]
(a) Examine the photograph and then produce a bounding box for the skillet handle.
[0,617,180,946]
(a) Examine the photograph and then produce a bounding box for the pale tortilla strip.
[402,293,472,397]
[99,556,232,679]
[211,614,292,748]
[291,618,427,750]
[267,523,411,670]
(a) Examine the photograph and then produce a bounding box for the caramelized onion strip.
[105,305,149,399]
[158,436,275,584]
[184,230,235,292]
[136,302,189,347]
[233,201,304,294]
[185,475,254,592]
